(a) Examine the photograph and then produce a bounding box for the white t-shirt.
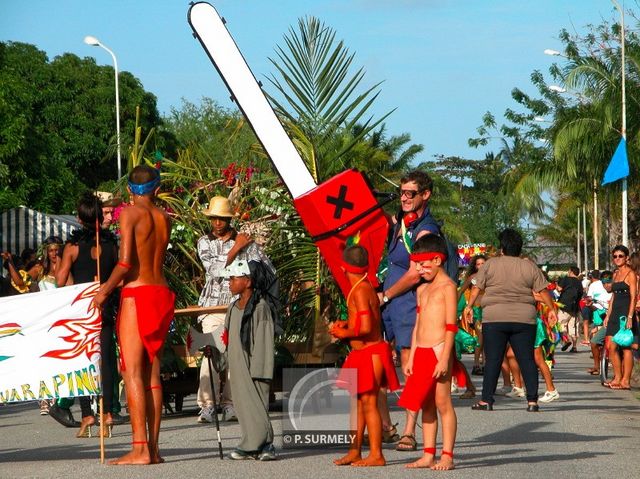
[587,280,608,310]
[598,291,612,310]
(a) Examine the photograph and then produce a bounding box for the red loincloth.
[337,341,401,395]
[452,357,467,389]
[397,345,465,412]
[117,285,175,370]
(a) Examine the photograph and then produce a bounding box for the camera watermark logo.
[281,367,356,449]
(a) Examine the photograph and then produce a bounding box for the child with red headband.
[329,245,400,467]
[398,235,459,470]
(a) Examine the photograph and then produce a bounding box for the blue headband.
[128,172,160,196]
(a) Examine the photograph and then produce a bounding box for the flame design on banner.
[0,322,23,339]
[0,322,22,362]
[42,283,102,361]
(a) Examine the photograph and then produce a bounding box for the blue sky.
[2,0,616,161]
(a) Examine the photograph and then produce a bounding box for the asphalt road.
[1,350,639,479]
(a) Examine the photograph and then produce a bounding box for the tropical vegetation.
[9,9,639,349]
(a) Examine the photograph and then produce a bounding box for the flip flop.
[604,382,622,389]
[589,370,600,376]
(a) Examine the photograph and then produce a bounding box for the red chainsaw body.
[293,169,389,297]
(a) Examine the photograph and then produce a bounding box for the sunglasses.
[399,189,422,199]
[612,254,627,259]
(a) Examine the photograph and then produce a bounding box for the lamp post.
[612,0,629,247]
[84,35,122,180]
[547,84,566,93]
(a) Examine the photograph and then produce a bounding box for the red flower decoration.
[221,328,229,347]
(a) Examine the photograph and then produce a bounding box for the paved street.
[1,350,638,479]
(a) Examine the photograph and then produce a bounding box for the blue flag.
[602,137,629,185]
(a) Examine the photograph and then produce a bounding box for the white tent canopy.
[0,207,80,256]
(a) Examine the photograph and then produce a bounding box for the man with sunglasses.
[377,170,440,452]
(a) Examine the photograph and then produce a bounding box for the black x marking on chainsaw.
[326,185,354,219]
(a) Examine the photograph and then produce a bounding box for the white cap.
[220,258,251,278]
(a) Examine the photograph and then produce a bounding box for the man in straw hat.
[195,196,273,424]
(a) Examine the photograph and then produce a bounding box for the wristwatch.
[382,294,390,303]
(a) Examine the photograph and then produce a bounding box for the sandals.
[363,423,400,444]
[459,390,476,399]
[605,382,631,390]
[395,434,417,451]
[471,402,493,411]
[588,370,600,376]
[382,424,400,443]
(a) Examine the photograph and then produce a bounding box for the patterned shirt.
[197,233,272,308]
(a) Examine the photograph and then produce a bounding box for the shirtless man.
[94,164,174,465]
[330,245,400,467]
[398,235,458,470]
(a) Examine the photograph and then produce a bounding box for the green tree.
[0,41,167,213]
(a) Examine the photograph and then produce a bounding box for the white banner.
[0,282,102,403]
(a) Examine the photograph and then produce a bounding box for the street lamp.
[547,85,567,93]
[84,35,122,180]
[612,0,629,247]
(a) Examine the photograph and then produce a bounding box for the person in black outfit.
[603,245,638,390]
[556,266,583,352]
[48,192,120,437]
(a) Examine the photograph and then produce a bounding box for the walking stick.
[204,345,224,459]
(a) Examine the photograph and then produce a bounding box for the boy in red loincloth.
[398,234,459,470]
[94,164,174,465]
[329,245,400,467]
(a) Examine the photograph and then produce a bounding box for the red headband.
[410,252,447,263]
[342,262,368,274]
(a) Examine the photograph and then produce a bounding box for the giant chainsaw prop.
[188,2,392,297]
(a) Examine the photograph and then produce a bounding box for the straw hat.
[202,196,234,218]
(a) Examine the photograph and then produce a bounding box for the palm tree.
[268,16,392,181]
[265,16,397,347]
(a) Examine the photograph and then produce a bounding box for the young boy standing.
[398,235,458,470]
[94,164,174,465]
[330,245,400,467]
[223,258,277,461]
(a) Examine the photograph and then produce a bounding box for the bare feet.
[149,443,164,464]
[334,451,361,465]
[351,455,385,467]
[108,445,152,465]
[431,455,455,471]
[406,453,436,469]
